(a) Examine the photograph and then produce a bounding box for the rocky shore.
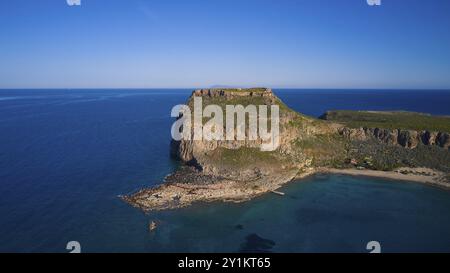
[122,167,300,211]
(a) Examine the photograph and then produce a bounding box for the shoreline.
[318,167,450,190]
[123,167,449,212]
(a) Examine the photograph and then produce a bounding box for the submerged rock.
[239,233,276,253]
[149,221,157,232]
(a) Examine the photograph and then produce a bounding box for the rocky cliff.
[170,88,336,180]
[337,127,450,149]
[319,110,450,149]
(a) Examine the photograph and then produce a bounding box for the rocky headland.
[122,88,450,211]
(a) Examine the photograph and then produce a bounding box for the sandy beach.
[321,167,450,190]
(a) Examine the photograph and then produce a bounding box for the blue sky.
[0,0,449,89]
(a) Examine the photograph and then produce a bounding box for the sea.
[0,89,450,253]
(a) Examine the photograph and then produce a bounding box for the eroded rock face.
[339,127,449,150]
[436,132,450,149]
[170,88,329,177]
[421,131,438,145]
[373,128,399,145]
[338,127,367,141]
[398,130,419,148]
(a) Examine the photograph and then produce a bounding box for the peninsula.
[123,88,450,211]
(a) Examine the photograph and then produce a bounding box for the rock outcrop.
[338,127,450,149]
[170,88,330,178]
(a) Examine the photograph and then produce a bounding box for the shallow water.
[145,174,450,253]
[0,89,449,252]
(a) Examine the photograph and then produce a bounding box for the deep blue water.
[0,89,450,253]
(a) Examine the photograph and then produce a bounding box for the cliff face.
[170,88,335,179]
[171,88,278,163]
[338,127,450,149]
[319,110,450,150]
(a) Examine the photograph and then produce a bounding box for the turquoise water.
[145,174,450,253]
[0,89,450,252]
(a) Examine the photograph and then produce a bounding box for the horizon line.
[1,87,450,91]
